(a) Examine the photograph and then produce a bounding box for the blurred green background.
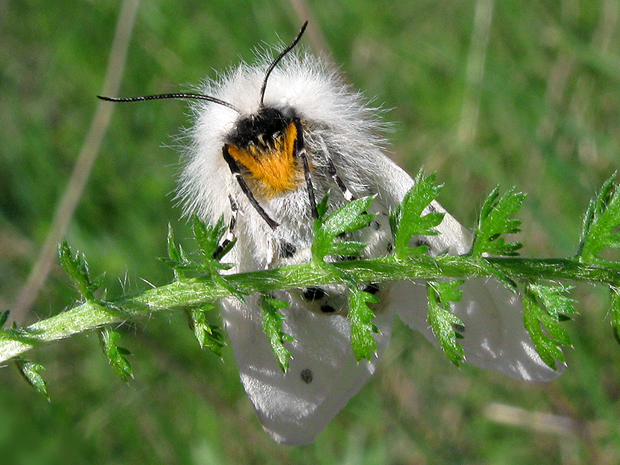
[1,0,620,463]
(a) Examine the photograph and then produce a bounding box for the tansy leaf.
[193,216,245,300]
[578,174,620,262]
[349,287,379,362]
[162,219,243,303]
[470,187,525,257]
[16,359,49,400]
[99,327,134,382]
[188,304,226,358]
[427,280,466,366]
[261,295,294,372]
[523,283,575,370]
[193,215,232,265]
[392,170,444,259]
[529,283,577,323]
[312,195,376,262]
[59,241,105,300]
[162,216,234,274]
[164,223,191,278]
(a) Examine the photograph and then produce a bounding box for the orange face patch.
[226,122,303,198]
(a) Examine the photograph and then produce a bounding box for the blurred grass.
[1,0,620,463]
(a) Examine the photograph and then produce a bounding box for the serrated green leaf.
[312,195,376,262]
[427,281,465,366]
[523,300,563,370]
[580,174,616,242]
[528,283,577,320]
[433,280,465,305]
[527,284,574,347]
[349,287,379,362]
[188,305,226,357]
[99,327,134,382]
[578,174,620,261]
[193,215,225,262]
[58,241,105,300]
[16,359,49,400]
[261,295,294,372]
[167,223,181,261]
[470,187,525,257]
[610,286,620,345]
[90,273,106,293]
[166,223,188,278]
[311,192,385,362]
[393,170,444,258]
[522,284,574,370]
[0,324,34,342]
[322,196,376,235]
[328,241,367,258]
[163,219,236,286]
[169,226,192,266]
[195,216,237,272]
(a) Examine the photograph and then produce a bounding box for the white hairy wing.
[370,157,563,381]
[390,207,564,381]
[221,295,393,445]
[390,277,564,381]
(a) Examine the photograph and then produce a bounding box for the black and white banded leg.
[212,195,240,260]
[327,159,355,202]
[293,118,318,219]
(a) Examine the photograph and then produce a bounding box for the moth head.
[97,22,309,197]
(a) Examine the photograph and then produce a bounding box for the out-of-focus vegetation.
[1,1,619,463]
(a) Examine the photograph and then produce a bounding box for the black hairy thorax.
[227,107,293,150]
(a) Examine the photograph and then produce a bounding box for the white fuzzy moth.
[101,22,563,445]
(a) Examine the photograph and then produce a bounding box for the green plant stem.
[2,255,618,363]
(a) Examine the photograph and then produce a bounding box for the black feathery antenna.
[97,93,240,112]
[259,21,308,106]
[98,21,309,111]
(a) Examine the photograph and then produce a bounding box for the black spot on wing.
[320,305,336,313]
[279,241,297,258]
[300,368,313,384]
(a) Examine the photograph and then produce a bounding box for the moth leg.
[222,145,279,230]
[293,118,318,219]
[326,158,354,201]
[213,195,239,260]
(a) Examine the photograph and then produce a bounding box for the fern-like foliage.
[3,174,620,395]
